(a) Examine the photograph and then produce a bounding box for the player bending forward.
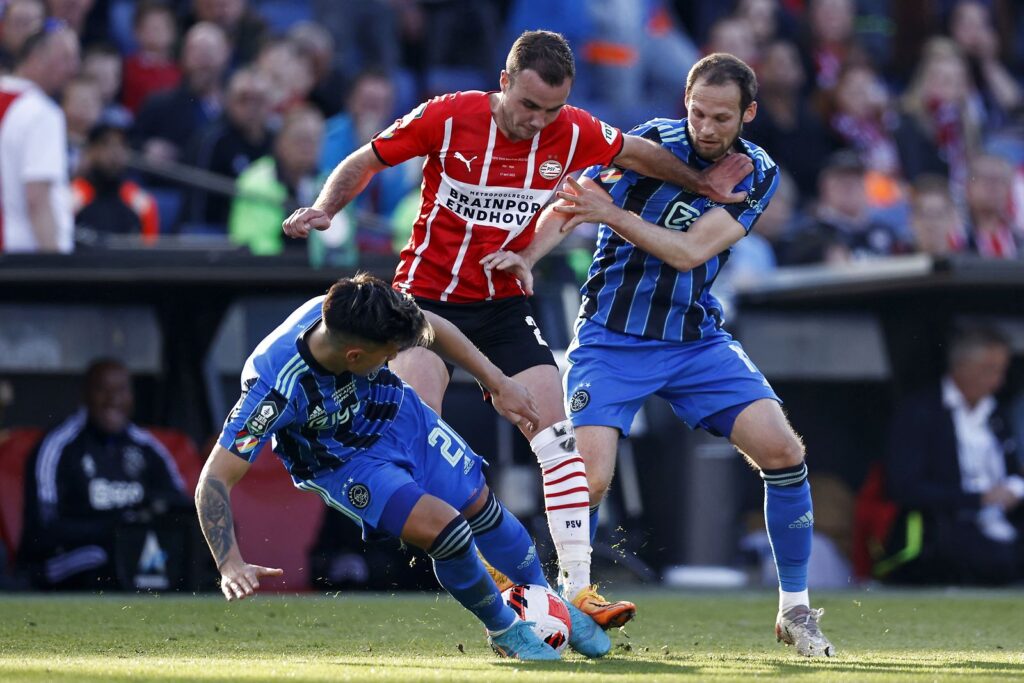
[493,53,835,657]
[195,274,611,660]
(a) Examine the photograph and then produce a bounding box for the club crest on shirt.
[569,388,590,413]
[538,159,563,180]
[348,483,371,509]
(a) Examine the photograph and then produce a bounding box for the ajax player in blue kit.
[194,274,611,660]
[488,53,835,657]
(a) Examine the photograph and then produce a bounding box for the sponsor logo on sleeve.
[600,121,617,145]
[245,400,281,436]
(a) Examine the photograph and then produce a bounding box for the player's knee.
[427,515,474,561]
[588,469,612,505]
[758,435,805,470]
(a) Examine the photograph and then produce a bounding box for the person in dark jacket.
[883,324,1024,584]
[20,359,191,589]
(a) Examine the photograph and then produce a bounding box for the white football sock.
[531,419,591,598]
[780,588,810,613]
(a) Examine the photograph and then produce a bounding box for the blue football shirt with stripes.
[579,117,779,342]
[217,296,406,482]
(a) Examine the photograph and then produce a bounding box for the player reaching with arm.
[195,274,611,660]
[282,30,751,630]
[490,53,836,658]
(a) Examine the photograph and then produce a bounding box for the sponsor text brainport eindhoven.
[444,187,543,226]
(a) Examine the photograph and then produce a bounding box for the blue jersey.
[217,296,406,482]
[579,118,779,342]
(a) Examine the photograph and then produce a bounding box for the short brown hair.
[322,273,429,351]
[686,52,758,112]
[506,30,575,86]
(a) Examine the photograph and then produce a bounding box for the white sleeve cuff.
[1006,475,1024,500]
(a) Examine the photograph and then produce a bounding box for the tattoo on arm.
[197,477,236,569]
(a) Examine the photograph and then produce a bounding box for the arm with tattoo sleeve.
[195,445,283,600]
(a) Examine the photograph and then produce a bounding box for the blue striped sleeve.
[218,377,295,461]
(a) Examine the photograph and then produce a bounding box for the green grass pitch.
[1,588,1022,681]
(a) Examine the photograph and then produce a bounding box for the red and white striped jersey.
[373,91,623,303]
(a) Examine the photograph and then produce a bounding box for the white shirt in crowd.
[0,75,73,253]
[942,375,1024,542]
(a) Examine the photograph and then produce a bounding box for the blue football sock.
[589,504,600,546]
[761,462,812,593]
[430,516,517,632]
[469,492,548,587]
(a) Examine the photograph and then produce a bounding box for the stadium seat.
[0,428,44,565]
[146,427,204,494]
[229,443,324,592]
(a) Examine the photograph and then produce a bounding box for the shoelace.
[793,607,825,636]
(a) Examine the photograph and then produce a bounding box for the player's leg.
[389,346,450,414]
[464,485,611,658]
[729,399,834,657]
[574,425,620,545]
[510,363,594,600]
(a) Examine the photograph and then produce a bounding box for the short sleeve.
[711,162,779,235]
[15,100,67,182]
[565,107,623,172]
[217,378,294,461]
[371,96,448,167]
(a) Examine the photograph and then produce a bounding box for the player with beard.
[488,53,835,658]
[283,31,753,631]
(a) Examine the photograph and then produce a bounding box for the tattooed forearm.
[196,477,236,569]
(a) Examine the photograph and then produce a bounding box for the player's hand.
[489,376,540,433]
[282,207,332,239]
[700,154,753,204]
[982,483,1021,511]
[552,176,615,232]
[480,250,534,296]
[218,560,284,601]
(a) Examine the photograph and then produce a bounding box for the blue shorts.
[294,392,487,540]
[563,319,780,438]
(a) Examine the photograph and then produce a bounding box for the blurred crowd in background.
[1,0,1023,280]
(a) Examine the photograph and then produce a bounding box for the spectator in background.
[313,0,408,84]
[909,174,966,257]
[286,21,348,119]
[19,359,191,590]
[949,0,1022,133]
[61,76,103,176]
[705,15,760,68]
[964,153,1019,258]
[121,1,180,114]
[780,151,908,265]
[0,0,45,73]
[45,0,94,39]
[72,123,159,243]
[896,38,981,202]
[132,21,228,167]
[745,39,833,200]
[229,105,324,256]
[186,0,267,69]
[799,0,866,93]
[254,39,315,119]
[827,62,904,209]
[80,43,132,127]
[733,0,798,49]
[319,68,412,241]
[182,67,273,230]
[883,324,1023,585]
[0,23,79,253]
